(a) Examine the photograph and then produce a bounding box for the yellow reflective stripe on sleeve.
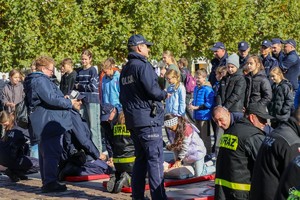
[219,134,238,150]
[215,178,251,191]
[113,125,130,136]
[113,157,135,163]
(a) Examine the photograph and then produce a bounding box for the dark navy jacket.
[272,51,284,67]
[23,72,72,145]
[261,54,278,77]
[62,109,100,162]
[0,127,29,166]
[208,52,228,86]
[120,52,167,129]
[281,50,300,90]
[239,54,249,69]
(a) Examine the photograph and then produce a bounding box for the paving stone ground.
[0,172,215,200]
[0,173,138,200]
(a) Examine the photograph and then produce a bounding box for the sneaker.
[41,181,67,193]
[106,174,116,193]
[4,169,20,182]
[114,172,130,193]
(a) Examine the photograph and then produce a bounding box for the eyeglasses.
[44,67,54,73]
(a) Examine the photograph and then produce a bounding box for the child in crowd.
[75,49,101,152]
[0,111,39,182]
[100,103,134,193]
[211,66,227,154]
[268,67,294,128]
[1,69,24,113]
[60,58,77,96]
[162,50,180,89]
[101,57,122,110]
[216,53,246,121]
[244,55,272,109]
[164,114,215,177]
[189,69,214,154]
[165,69,186,116]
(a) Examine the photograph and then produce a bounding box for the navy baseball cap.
[261,40,272,48]
[271,38,282,45]
[69,90,85,100]
[283,39,297,48]
[127,34,153,46]
[210,42,226,51]
[238,41,249,51]
[100,103,115,122]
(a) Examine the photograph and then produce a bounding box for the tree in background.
[0,0,299,71]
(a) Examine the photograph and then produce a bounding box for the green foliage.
[0,0,299,71]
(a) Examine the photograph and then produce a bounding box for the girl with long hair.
[164,114,214,177]
[165,69,186,116]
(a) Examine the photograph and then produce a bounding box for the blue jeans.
[81,102,102,152]
[194,158,215,176]
[130,126,167,200]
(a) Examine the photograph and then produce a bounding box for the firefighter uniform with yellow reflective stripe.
[215,117,265,200]
[112,124,135,173]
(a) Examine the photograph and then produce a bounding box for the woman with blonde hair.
[165,69,186,116]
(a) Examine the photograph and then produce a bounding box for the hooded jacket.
[244,70,272,108]
[268,79,294,122]
[216,69,246,113]
[23,72,72,145]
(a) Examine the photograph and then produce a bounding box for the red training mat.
[103,174,215,193]
[65,174,110,182]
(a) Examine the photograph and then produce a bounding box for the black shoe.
[58,163,80,181]
[4,169,20,182]
[41,181,67,193]
[114,172,130,193]
[15,171,28,180]
[106,174,116,193]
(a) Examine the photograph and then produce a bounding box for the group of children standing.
[162,49,296,177]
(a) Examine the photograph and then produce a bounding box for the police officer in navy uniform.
[237,41,250,69]
[208,42,228,86]
[281,39,300,91]
[260,40,279,77]
[23,56,76,193]
[120,34,170,200]
[271,38,284,66]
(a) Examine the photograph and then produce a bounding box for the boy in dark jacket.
[216,53,246,121]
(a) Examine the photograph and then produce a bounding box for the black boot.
[41,181,67,193]
[4,169,20,182]
[58,163,81,181]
